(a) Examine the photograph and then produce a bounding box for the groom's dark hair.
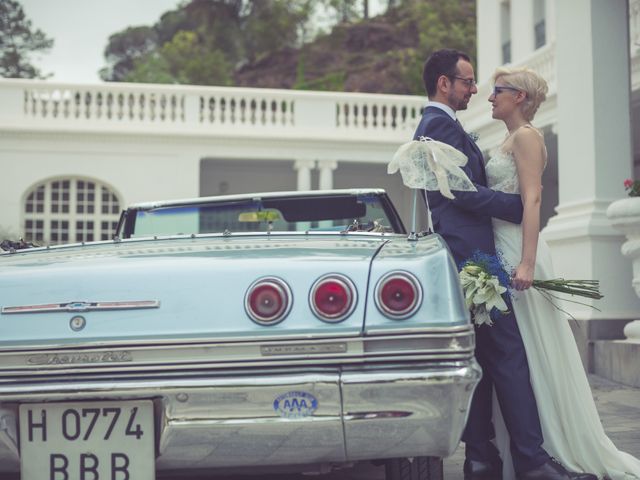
[423,49,471,98]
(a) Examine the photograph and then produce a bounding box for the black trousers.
[461,295,550,474]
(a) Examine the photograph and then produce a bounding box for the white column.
[511,1,535,60]
[477,0,503,82]
[294,160,315,191]
[318,160,338,191]
[545,0,556,45]
[632,0,640,50]
[543,0,640,323]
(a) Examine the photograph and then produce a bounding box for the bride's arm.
[511,128,546,291]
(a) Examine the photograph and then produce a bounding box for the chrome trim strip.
[0,324,473,352]
[0,330,475,376]
[167,416,341,427]
[0,354,475,378]
[129,188,387,210]
[343,411,412,421]
[0,361,476,397]
[1,300,160,314]
[4,230,404,255]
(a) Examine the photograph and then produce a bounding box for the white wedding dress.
[485,141,640,480]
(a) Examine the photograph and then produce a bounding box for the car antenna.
[408,189,433,241]
[408,190,419,241]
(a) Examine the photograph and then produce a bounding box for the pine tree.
[0,0,54,78]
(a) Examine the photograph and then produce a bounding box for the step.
[593,339,640,388]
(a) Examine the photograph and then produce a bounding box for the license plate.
[19,400,155,480]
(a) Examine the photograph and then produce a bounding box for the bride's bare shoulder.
[512,125,545,152]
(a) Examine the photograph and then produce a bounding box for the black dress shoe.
[518,458,598,480]
[567,472,598,480]
[464,458,503,479]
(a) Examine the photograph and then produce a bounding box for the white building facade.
[462,0,640,382]
[0,0,638,381]
[0,84,425,243]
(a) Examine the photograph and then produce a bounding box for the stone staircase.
[571,319,640,388]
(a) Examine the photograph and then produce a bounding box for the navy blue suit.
[414,106,549,473]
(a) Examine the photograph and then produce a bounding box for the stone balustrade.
[0,79,425,141]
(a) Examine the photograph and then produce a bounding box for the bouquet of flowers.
[459,250,603,326]
[459,251,512,326]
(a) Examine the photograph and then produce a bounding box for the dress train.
[490,218,640,480]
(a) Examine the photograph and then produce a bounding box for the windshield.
[122,193,405,238]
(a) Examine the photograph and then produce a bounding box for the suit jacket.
[413,106,523,265]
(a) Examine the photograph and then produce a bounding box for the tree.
[101,0,316,85]
[398,0,476,94]
[126,30,232,85]
[100,26,158,81]
[321,0,361,24]
[101,0,244,83]
[242,0,313,63]
[0,0,53,78]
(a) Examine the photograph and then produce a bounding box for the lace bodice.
[486,125,547,195]
[486,150,520,194]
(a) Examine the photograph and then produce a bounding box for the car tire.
[385,456,443,480]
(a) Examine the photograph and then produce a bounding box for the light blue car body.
[0,189,480,479]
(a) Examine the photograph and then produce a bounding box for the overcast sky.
[20,0,188,83]
[19,0,386,85]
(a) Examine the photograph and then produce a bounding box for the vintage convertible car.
[0,189,480,480]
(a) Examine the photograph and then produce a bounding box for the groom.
[414,49,596,480]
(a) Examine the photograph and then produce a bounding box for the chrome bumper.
[0,360,480,473]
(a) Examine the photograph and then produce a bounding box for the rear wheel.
[385,456,443,480]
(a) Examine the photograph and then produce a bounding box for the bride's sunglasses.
[493,86,521,96]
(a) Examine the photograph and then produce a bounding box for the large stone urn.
[607,197,640,307]
[602,197,640,386]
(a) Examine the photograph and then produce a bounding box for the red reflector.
[245,278,291,325]
[310,275,356,322]
[314,282,349,316]
[250,284,284,318]
[380,277,416,312]
[376,272,421,319]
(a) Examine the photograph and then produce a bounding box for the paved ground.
[441,375,640,480]
[159,374,640,479]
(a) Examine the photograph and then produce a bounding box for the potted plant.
[606,179,640,341]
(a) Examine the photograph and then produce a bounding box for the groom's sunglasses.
[493,86,521,96]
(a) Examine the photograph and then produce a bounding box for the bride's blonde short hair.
[493,67,548,121]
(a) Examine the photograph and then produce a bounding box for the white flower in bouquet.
[460,264,509,326]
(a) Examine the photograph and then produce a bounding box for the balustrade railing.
[0,80,425,139]
[22,88,186,123]
[6,4,639,141]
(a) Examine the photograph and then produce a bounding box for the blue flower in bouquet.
[459,250,511,326]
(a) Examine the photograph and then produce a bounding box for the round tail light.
[310,274,356,322]
[245,277,292,325]
[375,271,422,319]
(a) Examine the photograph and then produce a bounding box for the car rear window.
[127,194,402,237]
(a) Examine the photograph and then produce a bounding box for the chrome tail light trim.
[374,271,423,320]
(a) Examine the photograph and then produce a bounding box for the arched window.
[23,178,122,245]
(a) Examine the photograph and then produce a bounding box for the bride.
[486,66,640,480]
